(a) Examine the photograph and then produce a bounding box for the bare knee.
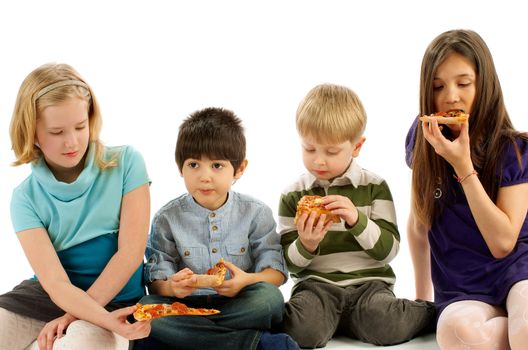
[53,320,129,350]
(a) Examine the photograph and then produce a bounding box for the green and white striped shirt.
[278,160,399,287]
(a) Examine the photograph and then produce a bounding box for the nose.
[199,167,212,182]
[313,154,326,166]
[64,131,78,148]
[445,85,460,104]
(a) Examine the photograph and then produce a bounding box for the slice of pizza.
[294,195,341,225]
[191,258,227,288]
[419,109,469,124]
[133,302,220,321]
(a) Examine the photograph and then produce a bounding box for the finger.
[296,213,308,231]
[114,305,136,318]
[305,211,318,230]
[459,120,470,142]
[315,214,326,230]
[46,332,54,350]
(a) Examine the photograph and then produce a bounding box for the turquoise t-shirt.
[10,144,149,302]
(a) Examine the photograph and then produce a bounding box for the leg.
[281,280,345,348]
[50,320,129,350]
[213,282,285,330]
[133,294,261,350]
[0,307,45,350]
[342,281,436,345]
[437,300,508,350]
[507,280,528,349]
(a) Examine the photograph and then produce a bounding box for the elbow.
[490,239,517,259]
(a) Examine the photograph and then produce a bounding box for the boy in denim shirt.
[135,108,299,350]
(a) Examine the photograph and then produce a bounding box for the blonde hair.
[9,63,116,169]
[296,84,367,144]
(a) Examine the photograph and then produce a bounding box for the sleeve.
[500,138,528,187]
[405,117,419,168]
[249,204,288,280]
[143,212,181,283]
[121,146,150,195]
[278,191,319,274]
[345,180,400,263]
[10,188,44,233]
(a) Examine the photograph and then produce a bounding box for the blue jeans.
[133,282,284,350]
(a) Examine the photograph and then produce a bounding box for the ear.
[234,159,248,179]
[352,136,366,158]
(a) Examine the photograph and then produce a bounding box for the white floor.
[324,334,439,349]
[279,280,439,349]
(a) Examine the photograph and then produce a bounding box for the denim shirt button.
[209,212,216,218]
[212,225,218,231]
[240,247,246,253]
[212,248,218,253]
[184,250,190,256]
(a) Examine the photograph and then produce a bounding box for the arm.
[214,263,284,297]
[407,210,433,301]
[278,193,326,273]
[17,228,149,339]
[423,120,528,258]
[84,183,150,305]
[323,181,400,262]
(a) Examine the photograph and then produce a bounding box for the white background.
[1,1,527,301]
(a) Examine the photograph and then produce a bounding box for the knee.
[247,282,284,319]
[283,323,329,349]
[54,320,128,350]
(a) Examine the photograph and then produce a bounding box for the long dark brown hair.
[411,29,526,227]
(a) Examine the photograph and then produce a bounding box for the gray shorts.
[0,279,136,322]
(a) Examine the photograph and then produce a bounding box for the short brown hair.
[175,107,246,174]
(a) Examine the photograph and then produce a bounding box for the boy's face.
[301,135,364,182]
[181,157,246,211]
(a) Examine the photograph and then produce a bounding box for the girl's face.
[35,97,90,182]
[433,52,477,132]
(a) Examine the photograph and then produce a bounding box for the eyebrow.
[48,118,88,130]
[433,73,475,80]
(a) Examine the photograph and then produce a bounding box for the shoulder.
[153,193,189,219]
[231,192,271,212]
[104,144,144,164]
[11,175,33,203]
[281,173,316,195]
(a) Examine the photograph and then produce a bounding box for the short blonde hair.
[296,84,367,144]
[9,63,115,169]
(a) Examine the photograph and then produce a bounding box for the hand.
[296,210,333,253]
[322,195,358,227]
[169,268,198,298]
[105,305,151,340]
[421,119,473,174]
[37,313,77,350]
[214,261,251,297]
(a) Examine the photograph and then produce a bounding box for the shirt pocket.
[226,242,251,271]
[178,246,208,272]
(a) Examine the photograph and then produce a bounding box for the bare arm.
[17,229,150,341]
[423,120,528,258]
[84,183,150,305]
[407,211,433,301]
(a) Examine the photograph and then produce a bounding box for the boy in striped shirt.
[278,84,435,348]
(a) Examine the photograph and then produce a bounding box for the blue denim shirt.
[144,191,288,295]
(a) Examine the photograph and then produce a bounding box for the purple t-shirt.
[405,118,528,311]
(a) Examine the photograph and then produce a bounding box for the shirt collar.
[32,144,98,201]
[184,190,234,216]
[305,158,362,189]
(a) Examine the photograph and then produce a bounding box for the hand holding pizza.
[321,195,359,227]
[421,116,473,174]
[213,261,251,297]
[169,268,199,298]
[106,305,152,339]
[296,210,333,253]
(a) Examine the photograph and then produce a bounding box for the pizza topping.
[294,195,341,225]
[133,302,220,321]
